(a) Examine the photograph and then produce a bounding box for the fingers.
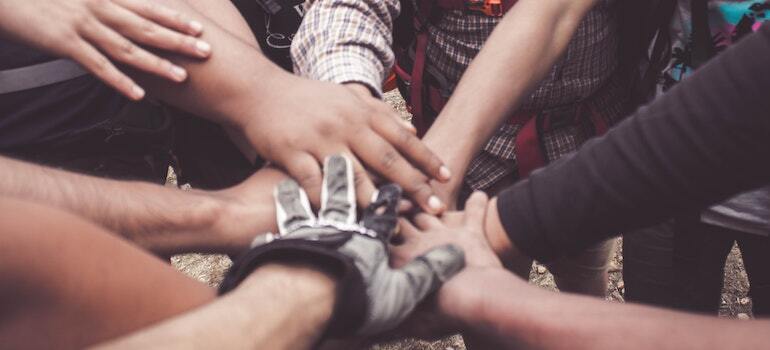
[360,244,464,335]
[413,213,442,230]
[97,2,211,60]
[282,153,324,208]
[114,0,204,36]
[462,191,489,228]
[273,180,316,235]
[318,155,356,225]
[81,18,190,84]
[398,218,421,239]
[68,40,145,100]
[352,130,445,214]
[350,157,379,210]
[372,113,450,183]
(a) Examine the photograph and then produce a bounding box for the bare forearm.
[445,269,769,350]
[127,0,290,132]
[424,0,598,173]
[0,156,274,255]
[94,263,336,350]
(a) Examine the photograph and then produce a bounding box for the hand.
[429,178,463,210]
[219,155,465,336]
[207,167,289,254]
[244,76,452,215]
[0,0,211,100]
[391,191,502,269]
[385,192,503,340]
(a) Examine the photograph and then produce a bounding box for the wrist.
[128,185,228,255]
[436,267,509,327]
[485,197,517,259]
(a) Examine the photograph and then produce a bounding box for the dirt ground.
[171,91,754,349]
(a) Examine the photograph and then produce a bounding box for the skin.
[0,155,286,256]
[0,0,211,99]
[0,0,450,214]
[0,197,215,350]
[420,0,601,207]
[0,197,336,350]
[393,195,770,350]
[94,263,337,350]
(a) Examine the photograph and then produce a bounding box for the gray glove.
[218,155,464,336]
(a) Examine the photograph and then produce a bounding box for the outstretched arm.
[93,263,337,350]
[0,155,286,256]
[440,268,770,350]
[139,0,449,214]
[422,0,601,204]
[1,0,449,214]
[394,191,770,350]
[485,24,770,263]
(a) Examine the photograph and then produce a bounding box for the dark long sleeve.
[497,24,770,262]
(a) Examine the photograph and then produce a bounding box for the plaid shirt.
[292,0,626,190]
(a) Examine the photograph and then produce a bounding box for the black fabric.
[3,101,257,189]
[496,24,770,262]
[624,218,770,316]
[0,41,127,149]
[218,234,368,337]
[231,0,306,72]
[0,41,56,70]
[690,0,716,68]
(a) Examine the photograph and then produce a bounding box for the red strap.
[427,85,446,112]
[513,113,545,178]
[587,103,609,135]
[410,30,430,137]
[435,0,517,16]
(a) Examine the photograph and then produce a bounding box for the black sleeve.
[497,24,770,262]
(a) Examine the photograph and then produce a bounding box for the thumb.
[462,191,489,228]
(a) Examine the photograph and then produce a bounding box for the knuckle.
[380,150,399,171]
[139,19,157,38]
[119,40,137,57]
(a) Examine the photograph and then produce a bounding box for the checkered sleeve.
[291,0,399,97]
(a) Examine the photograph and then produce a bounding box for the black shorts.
[4,100,259,190]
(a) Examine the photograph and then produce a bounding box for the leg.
[736,234,770,316]
[0,198,214,349]
[546,238,615,297]
[623,222,678,307]
[671,216,735,314]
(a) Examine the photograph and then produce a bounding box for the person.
[0,0,450,215]
[291,0,654,297]
[622,0,770,316]
[389,22,770,349]
[0,155,465,350]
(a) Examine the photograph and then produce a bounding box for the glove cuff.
[218,236,367,337]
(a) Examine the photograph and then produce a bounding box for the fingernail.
[428,195,444,212]
[195,40,211,55]
[439,166,452,180]
[132,85,145,100]
[189,20,203,34]
[171,65,187,81]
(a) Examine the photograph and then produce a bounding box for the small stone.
[737,313,750,320]
[536,265,547,274]
[616,281,625,290]
[739,297,750,306]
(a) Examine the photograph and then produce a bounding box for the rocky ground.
[171,91,753,349]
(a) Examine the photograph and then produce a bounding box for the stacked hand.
[246,78,452,215]
[0,0,211,100]
[219,155,465,336]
